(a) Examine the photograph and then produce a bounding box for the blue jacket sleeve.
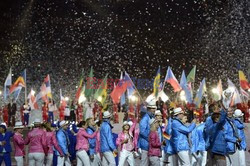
[234,120,244,130]
[87,129,96,155]
[165,118,172,135]
[139,115,149,139]
[57,131,67,155]
[176,122,196,134]
[104,124,116,151]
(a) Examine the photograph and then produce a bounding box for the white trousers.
[238,150,246,166]
[28,153,45,166]
[14,156,23,166]
[102,151,116,166]
[45,154,53,166]
[140,149,149,166]
[76,150,91,166]
[118,149,135,166]
[160,150,165,166]
[191,151,207,166]
[226,149,240,166]
[165,154,178,166]
[149,156,160,166]
[177,151,190,166]
[90,153,102,166]
[57,156,71,166]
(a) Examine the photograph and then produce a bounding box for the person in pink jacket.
[42,122,64,166]
[76,120,98,166]
[13,122,25,166]
[25,119,48,166]
[95,120,102,163]
[116,119,136,166]
[148,118,164,166]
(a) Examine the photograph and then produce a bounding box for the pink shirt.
[13,133,25,156]
[75,128,97,151]
[148,131,161,157]
[46,132,63,155]
[116,133,134,151]
[25,128,47,154]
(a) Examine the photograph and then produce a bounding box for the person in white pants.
[13,122,25,166]
[57,155,71,166]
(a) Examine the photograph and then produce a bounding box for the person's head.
[59,120,69,130]
[103,111,112,120]
[155,110,162,121]
[14,121,24,133]
[122,121,131,131]
[33,119,42,128]
[147,100,157,115]
[77,121,87,129]
[233,109,244,120]
[150,119,159,131]
[158,97,162,101]
[173,107,184,119]
[0,125,7,133]
[86,118,95,127]
[227,106,236,118]
[212,112,221,123]
[42,122,52,132]
[181,114,188,124]
[95,120,102,128]
[209,103,219,114]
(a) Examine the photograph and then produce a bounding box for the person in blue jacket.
[224,107,241,166]
[86,117,101,166]
[138,101,156,166]
[0,124,14,166]
[56,120,71,166]
[171,107,196,166]
[191,118,207,166]
[209,109,227,166]
[100,111,117,166]
[233,109,246,166]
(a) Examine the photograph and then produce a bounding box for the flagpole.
[25,69,27,105]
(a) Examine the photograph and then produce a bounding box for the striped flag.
[4,68,12,100]
[164,67,181,92]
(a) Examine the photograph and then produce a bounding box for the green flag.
[94,74,108,105]
[85,67,94,99]
[187,65,196,83]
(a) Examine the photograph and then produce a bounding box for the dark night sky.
[0,0,249,99]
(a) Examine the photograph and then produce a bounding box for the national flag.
[153,66,161,97]
[28,89,39,110]
[110,72,128,104]
[9,69,26,94]
[75,70,84,103]
[94,74,108,105]
[4,68,12,100]
[240,87,249,99]
[60,89,67,108]
[239,70,249,90]
[187,65,196,83]
[163,132,171,140]
[228,79,242,106]
[212,79,223,101]
[36,75,52,103]
[124,72,136,98]
[164,67,181,92]
[44,75,52,99]
[180,70,192,103]
[85,67,94,99]
[194,78,206,108]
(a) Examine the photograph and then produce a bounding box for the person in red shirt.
[3,105,8,126]
[42,102,48,122]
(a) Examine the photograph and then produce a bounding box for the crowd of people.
[0,96,249,166]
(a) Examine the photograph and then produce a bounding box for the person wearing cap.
[13,122,25,166]
[100,111,117,166]
[0,124,14,166]
[48,100,57,124]
[86,118,101,166]
[25,118,48,166]
[224,106,241,166]
[233,109,246,166]
[148,118,163,166]
[116,119,136,166]
[42,122,64,166]
[171,107,196,166]
[138,100,156,166]
[75,120,98,166]
[56,120,71,166]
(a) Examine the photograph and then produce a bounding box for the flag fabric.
[180,70,192,103]
[9,69,26,94]
[194,78,206,108]
[212,79,223,101]
[75,70,84,103]
[153,66,161,97]
[4,68,12,100]
[239,70,249,90]
[124,72,136,98]
[28,89,39,110]
[110,72,128,104]
[163,132,171,140]
[60,89,67,108]
[187,65,196,83]
[36,75,52,103]
[228,79,242,106]
[164,67,181,92]
[240,87,249,99]
[94,74,108,105]
[85,67,94,99]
